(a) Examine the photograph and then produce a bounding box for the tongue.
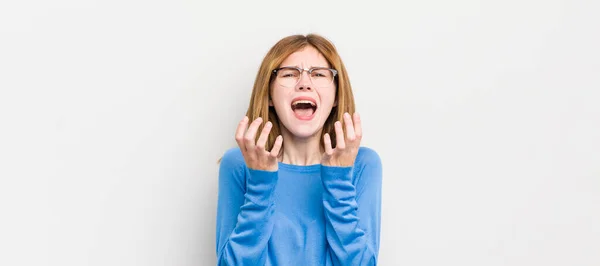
[294,108,314,118]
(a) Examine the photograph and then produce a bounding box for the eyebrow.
[281,65,330,69]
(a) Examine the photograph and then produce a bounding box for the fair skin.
[235,46,362,171]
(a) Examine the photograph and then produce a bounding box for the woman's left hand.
[322,112,362,167]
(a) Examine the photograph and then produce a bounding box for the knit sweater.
[215,146,382,265]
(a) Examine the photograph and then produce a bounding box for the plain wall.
[1,0,598,265]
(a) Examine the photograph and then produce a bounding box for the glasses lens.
[276,68,300,87]
[275,68,335,87]
[310,69,334,87]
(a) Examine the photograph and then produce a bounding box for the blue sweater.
[215,146,382,265]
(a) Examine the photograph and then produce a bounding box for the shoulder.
[218,147,247,192]
[353,146,383,195]
[219,147,246,172]
[356,146,382,167]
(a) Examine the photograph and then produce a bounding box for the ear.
[269,99,273,106]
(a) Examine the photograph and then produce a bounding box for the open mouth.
[291,99,317,120]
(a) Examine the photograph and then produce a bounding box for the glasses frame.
[272,66,338,88]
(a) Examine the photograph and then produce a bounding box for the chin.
[287,126,321,139]
[280,115,325,139]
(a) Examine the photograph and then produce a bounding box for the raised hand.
[322,112,362,167]
[235,116,283,171]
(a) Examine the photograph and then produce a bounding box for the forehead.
[280,45,330,68]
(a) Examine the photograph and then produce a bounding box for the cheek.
[270,85,288,109]
[270,84,280,101]
[318,87,337,106]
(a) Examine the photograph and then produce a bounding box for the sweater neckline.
[277,162,321,173]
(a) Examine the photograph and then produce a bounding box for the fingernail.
[265,121,272,127]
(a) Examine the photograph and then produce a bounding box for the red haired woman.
[216,34,382,266]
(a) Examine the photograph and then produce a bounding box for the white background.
[1,0,599,265]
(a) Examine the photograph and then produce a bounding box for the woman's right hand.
[235,116,283,171]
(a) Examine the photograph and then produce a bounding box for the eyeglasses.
[272,66,338,88]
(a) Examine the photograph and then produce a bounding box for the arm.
[215,148,278,265]
[322,147,383,266]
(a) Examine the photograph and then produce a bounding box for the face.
[270,45,337,139]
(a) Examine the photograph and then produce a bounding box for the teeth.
[292,100,316,106]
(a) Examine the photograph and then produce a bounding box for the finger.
[256,121,272,151]
[353,112,362,139]
[244,117,263,151]
[334,121,345,149]
[235,116,249,150]
[323,133,334,156]
[343,112,355,141]
[269,135,283,158]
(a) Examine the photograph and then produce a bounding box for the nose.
[297,71,313,91]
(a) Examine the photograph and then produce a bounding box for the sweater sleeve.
[215,148,278,266]
[321,147,383,266]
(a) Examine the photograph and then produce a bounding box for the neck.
[279,128,323,166]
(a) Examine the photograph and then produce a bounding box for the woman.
[215,34,382,265]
